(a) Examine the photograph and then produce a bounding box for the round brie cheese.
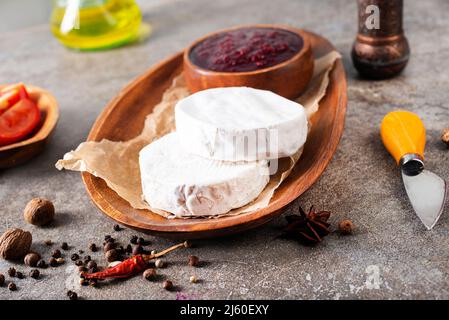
[139,133,269,217]
[175,87,308,161]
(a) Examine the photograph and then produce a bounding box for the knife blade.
[402,169,447,230]
[381,110,447,230]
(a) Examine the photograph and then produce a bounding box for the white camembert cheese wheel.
[175,87,308,161]
[139,133,269,217]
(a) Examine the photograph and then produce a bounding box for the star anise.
[282,206,331,244]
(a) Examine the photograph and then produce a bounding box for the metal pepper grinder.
[352,0,410,79]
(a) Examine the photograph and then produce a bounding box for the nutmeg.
[24,198,55,226]
[24,252,41,267]
[0,228,32,261]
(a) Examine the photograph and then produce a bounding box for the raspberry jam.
[189,27,304,72]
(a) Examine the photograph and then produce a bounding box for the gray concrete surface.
[1,0,449,300]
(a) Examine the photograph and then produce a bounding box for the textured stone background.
[1,0,449,300]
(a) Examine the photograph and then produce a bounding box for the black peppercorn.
[78,250,84,254]
[75,260,84,266]
[104,234,111,241]
[163,280,173,291]
[89,243,97,252]
[44,239,53,246]
[106,238,115,244]
[103,242,115,252]
[88,267,98,273]
[8,282,17,291]
[67,291,78,300]
[79,278,89,286]
[16,272,24,279]
[37,260,48,269]
[49,257,58,267]
[126,244,132,254]
[61,242,69,250]
[143,268,156,281]
[24,253,41,267]
[84,255,91,262]
[8,267,16,277]
[188,255,200,267]
[0,273,5,286]
[29,269,40,279]
[71,253,79,261]
[130,235,138,244]
[51,249,62,258]
[137,237,145,245]
[113,224,122,231]
[132,245,143,256]
[87,261,97,270]
[105,249,119,262]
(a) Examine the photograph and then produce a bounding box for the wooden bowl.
[0,86,59,169]
[82,31,347,239]
[184,24,314,99]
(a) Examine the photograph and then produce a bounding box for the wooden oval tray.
[82,31,347,239]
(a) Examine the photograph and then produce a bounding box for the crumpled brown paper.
[56,51,341,219]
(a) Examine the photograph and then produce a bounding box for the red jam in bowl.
[189,27,304,72]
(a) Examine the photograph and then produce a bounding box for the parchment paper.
[56,51,341,219]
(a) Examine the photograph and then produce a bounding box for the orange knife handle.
[380,110,426,165]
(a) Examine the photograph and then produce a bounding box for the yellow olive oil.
[50,0,142,51]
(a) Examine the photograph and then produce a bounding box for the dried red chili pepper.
[81,255,146,280]
[81,242,189,280]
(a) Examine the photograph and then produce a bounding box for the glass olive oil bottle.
[51,0,142,51]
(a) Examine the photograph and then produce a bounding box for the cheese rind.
[139,133,269,217]
[175,87,308,161]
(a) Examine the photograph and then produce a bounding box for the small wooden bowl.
[184,24,314,99]
[0,86,59,169]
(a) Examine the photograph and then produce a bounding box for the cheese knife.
[380,110,447,230]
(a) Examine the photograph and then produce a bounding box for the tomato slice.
[0,98,41,146]
[0,89,21,114]
[0,84,29,115]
